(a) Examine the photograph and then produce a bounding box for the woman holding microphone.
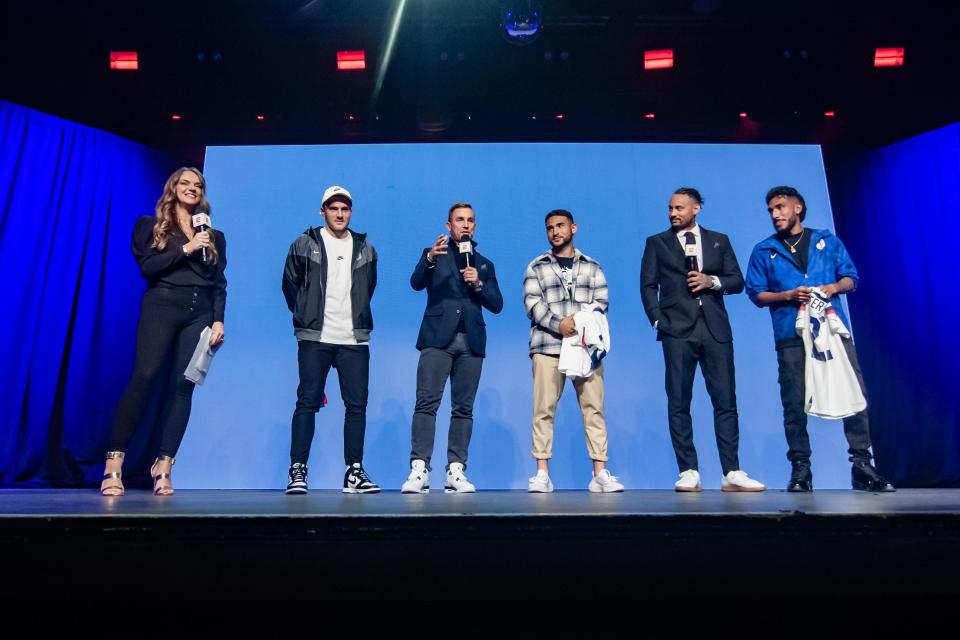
[100,167,226,496]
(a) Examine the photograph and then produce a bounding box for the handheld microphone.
[458,234,473,269]
[683,233,698,273]
[192,210,211,261]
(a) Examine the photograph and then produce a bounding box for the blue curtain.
[829,122,960,487]
[0,100,169,486]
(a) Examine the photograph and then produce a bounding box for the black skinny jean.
[291,341,370,466]
[108,284,212,458]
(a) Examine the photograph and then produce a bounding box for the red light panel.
[644,113,656,119]
[256,115,265,121]
[644,49,674,70]
[824,111,836,118]
[109,51,138,71]
[171,114,182,121]
[739,112,748,118]
[337,50,366,71]
[874,47,904,67]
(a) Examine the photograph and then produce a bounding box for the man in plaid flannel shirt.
[523,209,624,493]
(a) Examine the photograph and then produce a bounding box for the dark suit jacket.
[410,242,503,357]
[640,226,744,343]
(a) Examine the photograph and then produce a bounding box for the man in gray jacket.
[281,185,379,495]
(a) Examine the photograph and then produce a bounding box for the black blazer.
[639,226,744,343]
[410,242,503,357]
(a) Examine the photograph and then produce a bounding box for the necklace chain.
[783,229,804,254]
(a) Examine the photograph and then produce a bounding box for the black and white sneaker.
[286,463,308,495]
[343,463,380,494]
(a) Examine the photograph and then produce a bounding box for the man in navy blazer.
[640,187,765,493]
[401,202,503,494]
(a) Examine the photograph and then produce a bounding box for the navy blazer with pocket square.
[410,240,503,357]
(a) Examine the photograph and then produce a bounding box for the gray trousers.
[410,333,483,470]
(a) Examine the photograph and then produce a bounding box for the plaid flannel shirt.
[523,249,608,356]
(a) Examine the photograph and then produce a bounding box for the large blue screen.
[183,142,850,490]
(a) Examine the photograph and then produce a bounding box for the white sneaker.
[721,469,766,492]
[675,469,701,492]
[401,459,429,494]
[588,469,624,493]
[444,462,476,493]
[528,470,554,493]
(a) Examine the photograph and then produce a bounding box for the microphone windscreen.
[192,212,211,228]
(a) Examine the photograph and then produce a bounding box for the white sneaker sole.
[528,486,554,493]
[342,487,381,494]
[721,484,765,492]
[444,487,476,493]
[285,487,307,495]
[589,485,624,493]
[674,485,702,492]
[401,485,429,494]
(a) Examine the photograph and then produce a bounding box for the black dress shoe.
[787,478,813,492]
[851,461,896,492]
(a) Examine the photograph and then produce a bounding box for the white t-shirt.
[319,227,357,345]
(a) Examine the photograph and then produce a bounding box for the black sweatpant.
[108,284,212,458]
[291,341,370,466]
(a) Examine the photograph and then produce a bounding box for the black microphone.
[192,210,211,261]
[683,232,698,273]
[457,234,473,269]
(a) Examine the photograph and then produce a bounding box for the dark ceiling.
[2,0,958,162]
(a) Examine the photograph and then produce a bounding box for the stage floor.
[1,487,959,518]
[3,489,959,602]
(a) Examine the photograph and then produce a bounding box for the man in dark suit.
[640,187,765,492]
[401,202,503,494]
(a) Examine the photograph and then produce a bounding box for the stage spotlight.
[644,49,674,70]
[256,115,265,121]
[544,51,553,61]
[109,51,138,71]
[171,114,182,121]
[824,111,836,118]
[739,112,748,118]
[348,114,356,121]
[212,52,223,63]
[555,113,564,120]
[874,47,904,67]
[644,113,656,119]
[337,50,366,71]
[559,51,569,61]
[500,1,542,46]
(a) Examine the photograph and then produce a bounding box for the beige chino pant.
[531,354,609,462]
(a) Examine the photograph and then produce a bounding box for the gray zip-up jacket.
[282,226,377,342]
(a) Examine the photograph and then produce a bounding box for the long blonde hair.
[152,167,219,264]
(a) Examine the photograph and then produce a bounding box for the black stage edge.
[2,489,959,604]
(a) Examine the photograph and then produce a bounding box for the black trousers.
[109,285,212,458]
[410,333,483,470]
[661,311,741,475]
[291,341,369,466]
[776,337,872,477]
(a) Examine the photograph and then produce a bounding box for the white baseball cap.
[322,185,352,207]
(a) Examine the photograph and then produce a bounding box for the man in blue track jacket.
[745,186,895,493]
